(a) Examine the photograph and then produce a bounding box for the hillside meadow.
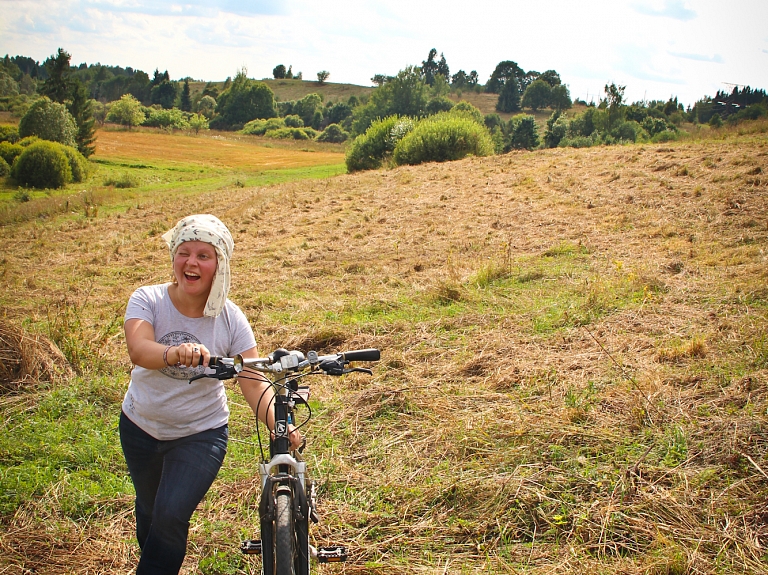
[1,122,767,574]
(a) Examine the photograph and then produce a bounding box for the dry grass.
[1,129,767,574]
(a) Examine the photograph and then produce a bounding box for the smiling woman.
[120,213,301,575]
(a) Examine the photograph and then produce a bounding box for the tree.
[505,114,540,151]
[151,80,178,109]
[68,79,96,157]
[351,66,429,135]
[521,79,552,112]
[371,74,388,87]
[41,48,72,103]
[550,84,572,111]
[180,79,192,112]
[317,71,330,85]
[188,113,209,134]
[106,94,145,129]
[604,83,625,129]
[421,48,438,86]
[451,70,467,89]
[213,69,277,128]
[436,53,449,81]
[273,64,286,79]
[18,97,77,146]
[496,76,520,113]
[539,70,562,87]
[197,95,216,118]
[486,61,525,94]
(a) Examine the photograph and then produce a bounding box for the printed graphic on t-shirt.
[158,331,206,380]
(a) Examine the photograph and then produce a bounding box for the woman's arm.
[237,346,302,449]
[124,318,207,369]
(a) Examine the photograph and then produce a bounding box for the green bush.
[505,114,540,151]
[11,140,72,188]
[0,125,19,143]
[264,127,314,140]
[611,120,646,143]
[144,107,189,130]
[651,130,680,143]
[544,111,567,148]
[450,101,484,126]
[345,116,414,172]
[393,113,494,166]
[0,141,23,166]
[17,136,40,147]
[558,133,601,148]
[241,117,285,135]
[60,145,89,183]
[426,96,454,115]
[18,97,77,147]
[317,123,349,143]
[0,156,9,177]
[283,114,304,128]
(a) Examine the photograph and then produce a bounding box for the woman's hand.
[172,342,211,368]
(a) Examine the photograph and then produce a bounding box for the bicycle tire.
[275,489,295,575]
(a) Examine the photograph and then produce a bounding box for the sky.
[1,0,767,107]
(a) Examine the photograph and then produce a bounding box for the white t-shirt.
[122,283,257,440]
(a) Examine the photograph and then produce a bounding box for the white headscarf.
[161,214,234,318]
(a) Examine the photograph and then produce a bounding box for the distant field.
[95,128,345,171]
[190,78,375,105]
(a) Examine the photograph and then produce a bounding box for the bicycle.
[190,347,380,575]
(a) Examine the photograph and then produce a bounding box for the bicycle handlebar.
[189,348,380,383]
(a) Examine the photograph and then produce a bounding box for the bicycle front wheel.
[275,489,295,575]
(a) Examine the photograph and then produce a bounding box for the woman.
[121,214,298,575]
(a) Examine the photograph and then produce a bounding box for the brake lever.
[345,367,373,376]
[189,365,237,384]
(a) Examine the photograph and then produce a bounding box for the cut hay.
[0,321,73,392]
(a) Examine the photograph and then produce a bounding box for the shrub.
[317,123,349,143]
[393,113,494,166]
[450,101,484,126]
[345,116,414,172]
[426,96,454,115]
[0,125,19,143]
[11,140,72,188]
[0,141,24,166]
[144,108,189,130]
[651,130,680,143]
[505,114,540,151]
[611,120,646,143]
[241,117,285,135]
[283,114,304,128]
[18,97,77,147]
[264,127,312,140]
[642,116,670,136]
[544,110,567,148]
[0,156,9,177]
[59,145,89,183]
[106,94,145,129]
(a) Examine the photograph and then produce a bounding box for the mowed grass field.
[1,122,767,574]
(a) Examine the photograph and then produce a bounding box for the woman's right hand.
[170,343,211,368]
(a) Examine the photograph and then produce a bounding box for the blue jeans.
[119,411,228,575]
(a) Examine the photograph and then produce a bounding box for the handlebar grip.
[197,356,222,367]
[341,349,380,362]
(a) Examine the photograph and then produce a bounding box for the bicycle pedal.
[240,539,262,555]
[316,545,348,563]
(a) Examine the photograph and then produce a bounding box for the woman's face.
[173,241,217,298]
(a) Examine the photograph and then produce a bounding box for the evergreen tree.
[41,48,72,103]
[180,79,192,112]
[68,79,96,157]
[421,49,438,86]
